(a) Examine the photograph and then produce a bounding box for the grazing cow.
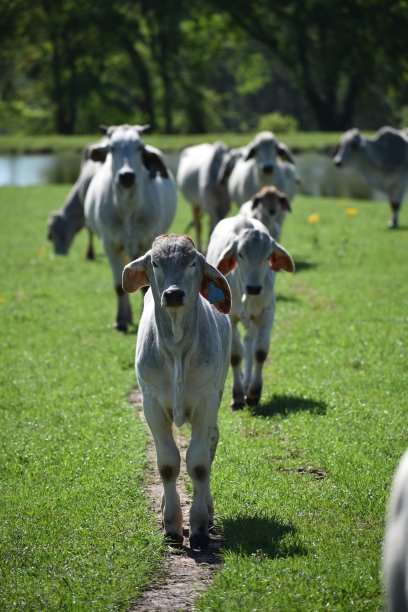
[47,142,107,258]
[85,124,177,332]
[333,126,408,228]
[228,131,300,216]
[122,234,232,549]
[383,450,408,612]
[206,215,294,409]
[177,142,241,252]
[240,185,291,240]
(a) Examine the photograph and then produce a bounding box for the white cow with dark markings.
[85,124,177,331]
[123,234,232,550]
[206,215,295,409]
[334,126,408,228]
[177,142,241,252]
[228,131,300,218]
[383,449,408,612]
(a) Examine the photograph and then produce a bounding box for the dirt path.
[129,390,223,611]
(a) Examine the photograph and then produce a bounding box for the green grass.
[0,131,344,155]
[0,184,407,610]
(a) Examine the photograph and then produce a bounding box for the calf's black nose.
[246,285,262,295]
[119,170,135,188]
[163,288,185,307]
[262,163,274,175]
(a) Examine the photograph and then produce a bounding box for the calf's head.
[251,186,291,225]
[88,124,168,188]
[215,228,294,297]
[333,128,362,168]
[47,213,73,255]
[122,234,232,315]
[245,131,295,177]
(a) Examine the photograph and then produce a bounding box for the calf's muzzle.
[119,169,136,188]
[246,285,262,295]
[163,287,185,307]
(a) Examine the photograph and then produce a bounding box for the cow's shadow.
[250,394,327,418]
[220,514,306,559]
[292,259,318,273]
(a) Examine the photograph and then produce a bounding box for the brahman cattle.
[206,215,294,409]
[383,450,408,612]
[122,234,232,549]
[239,185,291,240]
[85,124,177,331]
[177,142,241,252]
[228,132,300,227]
[47,142,107,258]
[334,126,408,228]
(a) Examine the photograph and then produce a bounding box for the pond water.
[0,151,381,200]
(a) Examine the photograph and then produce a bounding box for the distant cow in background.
[177,142,241,252]
[47,142,107,258]
[85,124,177,332]
[240,185,291,240]
[228,131,301,232]
[206,215,295,410]
[333,126,408,228]
[383,449,408,611]
[123,234,232,549]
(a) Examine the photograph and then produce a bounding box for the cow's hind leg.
[143,398,183,545]
[389,201,401,229]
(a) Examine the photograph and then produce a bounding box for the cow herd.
[46,125,407,603]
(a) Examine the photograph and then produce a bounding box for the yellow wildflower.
[307,213,320,224]
[345,208,359,217]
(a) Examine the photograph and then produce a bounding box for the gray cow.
[240,185,291,240]
[47,143,106,257]
[85,124,177,332]
[123,234,232,549]
[334,126,408,228]
[383,450,408,611]
[177,142,241,252]
[228,131,300,213]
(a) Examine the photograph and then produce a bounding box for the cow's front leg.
[247,307,274,406]
[187,400,218,549]
[243,321,256,392]
[104,239,133,331]
[231,319,245,410]
[143,396,183,545]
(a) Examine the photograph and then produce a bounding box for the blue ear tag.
[208,281,224,304]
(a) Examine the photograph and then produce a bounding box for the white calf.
[383,450,408,611]
[123,234,232,549]
[240,185,291,240]
[206,215,294,409]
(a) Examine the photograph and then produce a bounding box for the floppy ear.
[278,193,292,212]
[88,142,110,163]
[277,143,295,164]
[142,148,169,178]
[270,241,295,273]
[244,144,257,161]
[199,257,232,314]
[122,253,151,293]
[215,241,238,276]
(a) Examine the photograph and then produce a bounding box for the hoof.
[231,400,245,411]
[246,395,261,407]
[164,531,183,547]
[115,322,128,333]
[189,529,209,551]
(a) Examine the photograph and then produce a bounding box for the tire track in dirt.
[129,390,223,612]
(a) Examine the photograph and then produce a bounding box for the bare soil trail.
[129,390,223,611]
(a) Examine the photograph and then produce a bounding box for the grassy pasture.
[0,184,407,610]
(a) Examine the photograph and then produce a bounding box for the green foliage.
[257,112,299,134]
[0,100,52,135]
